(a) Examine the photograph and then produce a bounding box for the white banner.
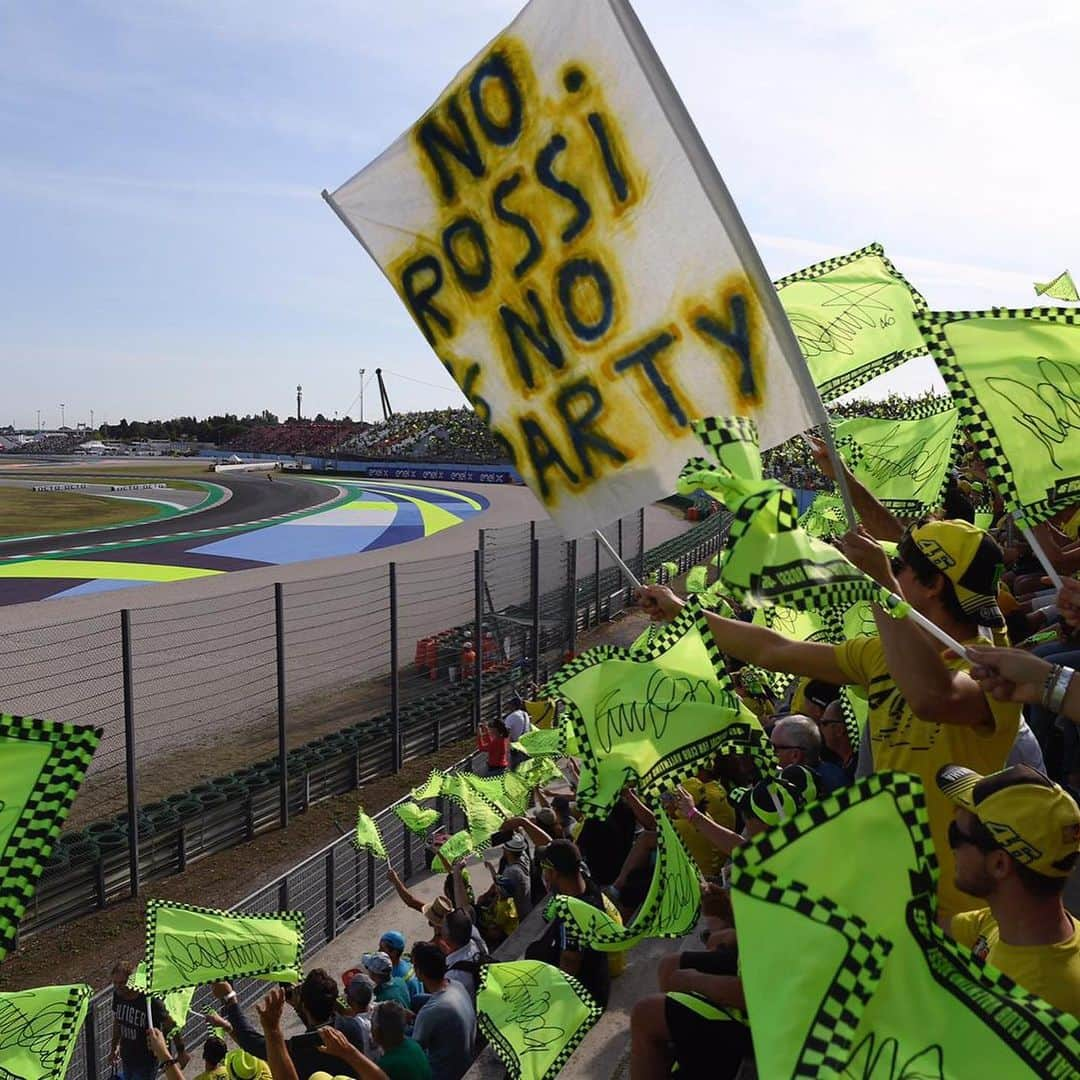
[327,0,820,537]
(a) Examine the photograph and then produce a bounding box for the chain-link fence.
[3,507,729,941]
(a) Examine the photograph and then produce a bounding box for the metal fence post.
[325,847,337,941]
[274,583,289,830]
[120,609,140,898]
[530,537,540,684]
[566,539,578,657]
[389,562,401,772]
[84,994,99,1080]
[617,517,626,607]
[473,546,483,732]
[593,535,601,627]
[638,506,646,578]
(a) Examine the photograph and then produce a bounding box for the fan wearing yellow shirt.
[938,763,1080,1016]
[640,519,1020,922]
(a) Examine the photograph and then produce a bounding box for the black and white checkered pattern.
[0,713,101,958]
[144,899,305,991]
[919,307,1080,526]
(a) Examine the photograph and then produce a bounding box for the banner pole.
[595,528,641,589]
[889,596,969,658]
[1016,516,1064,591]
[817,424,859,532]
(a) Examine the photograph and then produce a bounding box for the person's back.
[378,1035,432,1080]
[412,981,476,1080]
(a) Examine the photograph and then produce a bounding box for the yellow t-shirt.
[952,908,1080,1017]
[673,778,736,878]
[1061,507,1080,541]
[195,1069,229,1080]
[833,635,1020,922]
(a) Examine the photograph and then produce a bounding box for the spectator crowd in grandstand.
[16,385,1080,1080]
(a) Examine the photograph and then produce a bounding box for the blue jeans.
[1025,646,1080,782]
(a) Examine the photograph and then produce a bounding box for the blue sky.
[2,0,1077,431]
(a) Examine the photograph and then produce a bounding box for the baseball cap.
[503,834,527,853]
[361,951,393,977]
[379,930,405,952]
[937,763,1080,877]
[738,778,802,827]
[225,1050,266,1080]
[903,519,1005,627]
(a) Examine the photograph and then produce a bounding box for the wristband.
[1042,664,1063,709]
[1047,666,1075,714]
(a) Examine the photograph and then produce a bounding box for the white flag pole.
[884,592,969,658]
[605,0,857,532]
[1016,514,1064,590]
[595,528,641,589]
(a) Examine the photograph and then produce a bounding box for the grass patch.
[0,488,166,539]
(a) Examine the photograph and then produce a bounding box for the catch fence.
[1,508,728,942]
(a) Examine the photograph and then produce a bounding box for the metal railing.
[3,509,729,942]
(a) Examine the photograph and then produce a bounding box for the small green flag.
[465,771,532,818]
[775,242,929,401]
[685,564,710,595]
[0,713,101,960]
[799,492,849,540]
[477,961,603,1080]
[1034,270,1079,302]
[438,775,507,848]
[0,983,91,1080]
[514,727,564,758]
[833,406,960,515]
[395,801,441,835]
[433,829,477,868]
[544,598,771,815]
[545,800,701,950]
[920,307,1080,526]
[129,963,196,1033]
[730,772,1080,1078]
[684,418,907,618]
[410,771,447,802]
[354,810,388,860]
[974,510,995,531]
[144,899,304,992]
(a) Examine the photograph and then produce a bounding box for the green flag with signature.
[775,242,929,401]
[920,308,1080,526]
[833,406,960,515]
[543,597,770,814]
[477,961,603,1080]
[0,713,101,960]
[0,983,91,1080]
[144,899,304,992]
[129,963,197,1033]
[544,800,701,950]
[730,772,1080,1078]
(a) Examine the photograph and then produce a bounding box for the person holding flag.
[640,517,1021,921]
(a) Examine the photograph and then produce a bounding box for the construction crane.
[375,368,394,421]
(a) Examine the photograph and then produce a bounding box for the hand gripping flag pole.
[594,528,641,589]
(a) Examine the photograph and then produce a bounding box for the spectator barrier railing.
[1,508,728,944]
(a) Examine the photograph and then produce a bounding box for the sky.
[2,0,1078,431]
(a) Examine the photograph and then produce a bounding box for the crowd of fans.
[224,420,361,457]
[94,397,1080,1078]
[338,409,506,463]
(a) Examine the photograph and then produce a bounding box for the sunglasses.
[771,743,801,752]
[947,819,1000,854]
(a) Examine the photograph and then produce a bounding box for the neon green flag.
[684,418,906,616]
[434,829,477,868]
[395,801,440,835]
[1034,270,1078,302]
[749,606,832,698]
[730,772,1080,1078]
[440,774,507,847]
[685,564,710,594]
[477,961,603,1080]
[144,899,304,992]
[0,983,91,1080]
[129,963,196,1033]
[545,800,700,950]
[465,771,532,818]
[799,492,849,540]
[0,713,101,960]
[920,308,1080,526]
[410,771,447,802]
[544,598,771,814]
[515,727,564,758]
[833,406,960,515]
[775,242,929,401]
[974,510,995,531]
[354,810,388,860]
